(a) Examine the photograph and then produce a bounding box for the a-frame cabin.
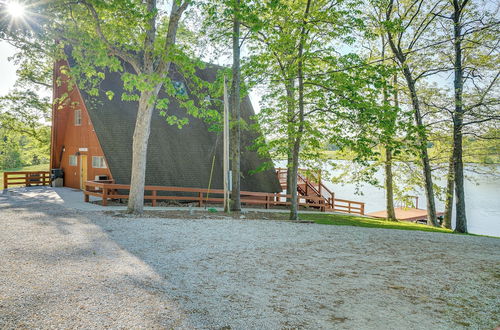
[50,59,281,194]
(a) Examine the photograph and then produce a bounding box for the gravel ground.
[0,187,499,329]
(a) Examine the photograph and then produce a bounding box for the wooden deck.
[368,207,445,222]
[3,171,51,189]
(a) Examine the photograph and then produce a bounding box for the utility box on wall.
[51,168,64,187]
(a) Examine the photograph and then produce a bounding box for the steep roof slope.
[74,62,281,193]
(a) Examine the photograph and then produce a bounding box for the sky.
[0,40,19,96]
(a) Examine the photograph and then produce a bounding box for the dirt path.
[1,188,499,329]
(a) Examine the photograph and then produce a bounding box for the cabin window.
[69,155,77,166]
[74,109,82,126]
[92,156,107,169]
[173,81,188,96]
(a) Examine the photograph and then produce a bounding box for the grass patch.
[299,212,454,234]
[0,163,50,188]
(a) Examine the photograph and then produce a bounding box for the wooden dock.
[368,207,444,223]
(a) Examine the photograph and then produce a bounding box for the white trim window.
[74,109,82,126]
[69,155,77,166]
[92,156,107,169]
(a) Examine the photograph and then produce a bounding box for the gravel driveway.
[1,187,499,329]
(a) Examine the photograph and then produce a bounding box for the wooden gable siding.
[50,60,112,189]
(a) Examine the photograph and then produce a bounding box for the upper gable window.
[173,81,188,96]
[92,156,107,169]
[74,109,82,126]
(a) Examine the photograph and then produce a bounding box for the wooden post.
[223,76,230,213]
[265,195,269,209]
[83,182,88,202]
[318,170,322,196]
[361,203,365,215]
[3,172,7,189]
[199,192,203,207]
[151,190,157,207]
[102,187,108,206]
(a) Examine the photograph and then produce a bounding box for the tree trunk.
[115,0,186,214]
[285,80,295,202]
[289,0,311,220]
[127,88,160,213]
[386,0,437,226]
[385,147,397,221]
[289,84,303,220]
[286,152,293,200]
[443,154,454,229]
[230,0,241,212]
[453,126,466,232]
[452,0,468,233]
[289,139,301,220]
[385,70,398,221]
[401,66,438,227]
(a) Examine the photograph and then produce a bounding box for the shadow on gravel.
[2,188,500,329]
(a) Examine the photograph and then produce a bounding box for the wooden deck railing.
[332,198,365,215]
[84,181,328,211]
[275,168,365,215]
[3,171,51,189]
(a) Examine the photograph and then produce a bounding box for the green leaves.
[105,90,114,100]
[0,88,51,169]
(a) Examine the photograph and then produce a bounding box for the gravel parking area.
[0,187,499,329]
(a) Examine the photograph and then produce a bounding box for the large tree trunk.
[126,0,186,214]
[453,125,466,232]
[127,88,160,213]
[452,0,467,233]
[401,66,438,227]
[443,154,454,229]
[385,147,397,221]
[230,0,241,212]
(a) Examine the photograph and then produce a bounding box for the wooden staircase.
[276,168,365,215]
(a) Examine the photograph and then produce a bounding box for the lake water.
[277,160,500,237]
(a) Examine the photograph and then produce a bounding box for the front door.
[80,155,87,190]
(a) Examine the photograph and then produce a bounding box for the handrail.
[3,171,51,189]
[275,167,365,215]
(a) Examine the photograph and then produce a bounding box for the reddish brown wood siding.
[50,60,112,189]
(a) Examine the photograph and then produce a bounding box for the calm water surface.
[277,160,500,237]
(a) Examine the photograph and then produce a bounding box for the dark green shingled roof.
[76,62,281,193]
